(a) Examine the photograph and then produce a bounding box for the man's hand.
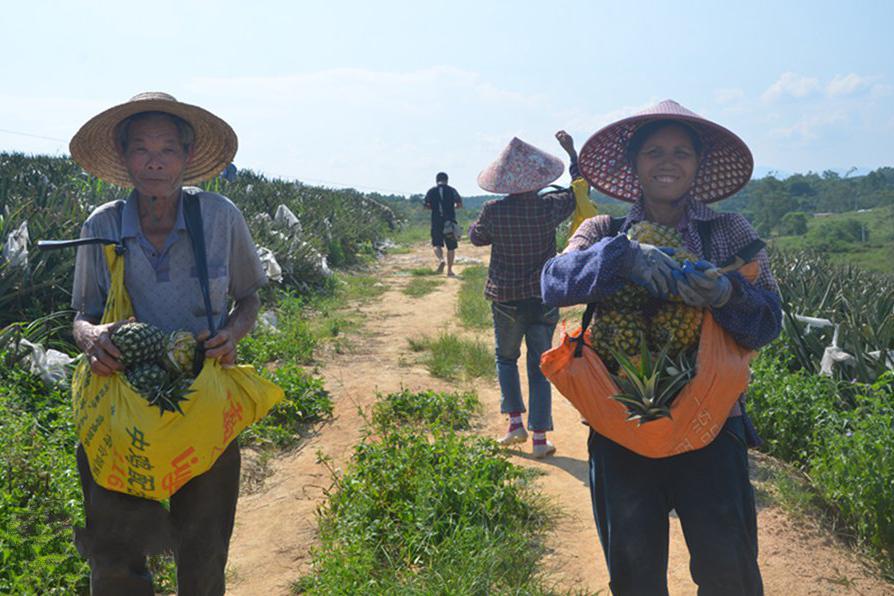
[674,261,733,308]
[75,317,131,376]
[197,328,237,367]
[555,130,577,161]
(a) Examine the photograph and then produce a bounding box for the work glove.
[623,241,681,298]
[674,260,733,308]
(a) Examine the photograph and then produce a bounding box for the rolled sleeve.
[70,222,110,320]
[712,272,782,350]
[228,209,267,300]
[469,205,492,246]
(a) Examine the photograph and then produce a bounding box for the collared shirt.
[468,180,578,302]
[71,187,267,335]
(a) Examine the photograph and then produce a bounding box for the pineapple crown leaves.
[608,335,696,422]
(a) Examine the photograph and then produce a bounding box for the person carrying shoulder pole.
[469,133,585,457]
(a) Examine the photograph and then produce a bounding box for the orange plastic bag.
[540,262,759,458]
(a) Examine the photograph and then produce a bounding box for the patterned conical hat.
[477,137,564,194]
[70,92,238,187]
[578,99,753,203]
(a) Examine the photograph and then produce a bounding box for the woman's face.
[633,124,699,203]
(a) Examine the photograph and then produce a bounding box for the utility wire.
[0,128,67,143]
[0,126,416,196]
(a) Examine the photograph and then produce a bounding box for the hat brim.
[70,97,237,187]
[578,112,753,203]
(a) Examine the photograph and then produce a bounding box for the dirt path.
[226,243,893,595]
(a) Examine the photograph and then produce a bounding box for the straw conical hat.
[477,137,564,194]
[70,92,237,187]
[578,99,753,203]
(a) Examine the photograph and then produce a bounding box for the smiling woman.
[541,99,783,595]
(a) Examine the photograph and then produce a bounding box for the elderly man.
[69,92,266,595]
[469,133,582,457]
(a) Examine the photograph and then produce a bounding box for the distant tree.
[779,211,809,235]
[807,218,867,248]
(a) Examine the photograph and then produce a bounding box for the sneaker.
[498,426,528,446]
[532,440,556,459]
[436,260,446,274]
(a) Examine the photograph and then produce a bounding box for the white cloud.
[761,72,820,102]
[827,73,875,96]
[770,111,847,141]
[714,88,745,104]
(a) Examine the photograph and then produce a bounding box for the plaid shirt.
[546,196,782,351]
[567,198,779,294]
[469,188,576,302]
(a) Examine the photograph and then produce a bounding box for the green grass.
[457,265,491,329]
[406,267,440,276]
[407,332,494,381]
[294,389,556,594]
[770,205,894,274]
[402,277,442,298]
[371,388,480,431]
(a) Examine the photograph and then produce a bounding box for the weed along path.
[226,243,893,595]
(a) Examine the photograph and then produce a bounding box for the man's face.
[120,114,193,200]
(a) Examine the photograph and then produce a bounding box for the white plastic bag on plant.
[274,204,302,233]
[257,246,283,283]
[19,338,76,386]
[3,220,29,269]
[258,310,279,332]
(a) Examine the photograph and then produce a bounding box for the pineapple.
[591,309,647,371]
[125,361,193,415]
[608,340,697,423]
[111,322,165,367]
[165,330,198,375]
[649,302,703,357]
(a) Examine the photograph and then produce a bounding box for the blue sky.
[1,0,891,196]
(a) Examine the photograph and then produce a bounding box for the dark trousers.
[75,441,241,596]
[588,416,763,596]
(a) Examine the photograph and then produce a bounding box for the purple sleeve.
[541,234,632,307]
[711,272,782,350]
[469,204,491,246]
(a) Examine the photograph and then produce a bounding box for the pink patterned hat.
[578,99,753,203]
[477,137,564,194]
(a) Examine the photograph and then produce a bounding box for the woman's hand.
[197,328,237,367]
[555,130,577,161]
[674,262,733,307]
[624,241,681,298]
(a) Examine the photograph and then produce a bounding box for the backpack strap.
[608,216,627,236]
[182,192,216,337]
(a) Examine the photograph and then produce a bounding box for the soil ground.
[226,243,894,595]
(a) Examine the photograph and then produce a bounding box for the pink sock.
[508,413,523,431]
[532,431,547,445]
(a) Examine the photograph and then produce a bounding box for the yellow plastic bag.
[72,245,284,500]
[569,177,597,236]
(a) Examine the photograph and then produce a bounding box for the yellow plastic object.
[569,177,597,236]
[72,245,283,500]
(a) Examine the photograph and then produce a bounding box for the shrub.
[371,389,480,431]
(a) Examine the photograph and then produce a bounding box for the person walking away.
[69,92,267,595]
[541,99,782,595]
[423,171,463,275]
[469,133,584,457]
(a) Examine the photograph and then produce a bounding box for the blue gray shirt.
[71,187,267,335]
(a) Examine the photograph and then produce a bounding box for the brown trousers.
[75,441,240,596]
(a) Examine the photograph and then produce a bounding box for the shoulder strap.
[696,219,713,262]
[182,193,216,336]
[608,216,626,236]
